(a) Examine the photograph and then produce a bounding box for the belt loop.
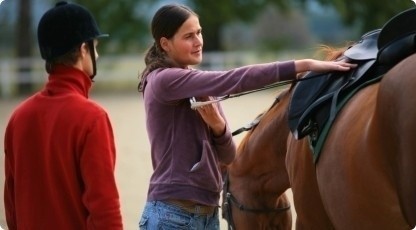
[195,205,201,214]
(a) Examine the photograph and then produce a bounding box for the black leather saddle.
[288,29,381,140]
[288,7,416,140]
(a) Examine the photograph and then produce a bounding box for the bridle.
[222,173,291,230]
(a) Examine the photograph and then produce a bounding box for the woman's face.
[161,15,203,68]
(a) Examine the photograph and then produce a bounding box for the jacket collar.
[43,65,92,98]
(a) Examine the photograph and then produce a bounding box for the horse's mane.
[314,44,352,61]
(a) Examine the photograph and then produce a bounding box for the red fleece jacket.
[4,65,123,229]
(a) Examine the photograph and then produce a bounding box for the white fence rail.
[0,51,288,98]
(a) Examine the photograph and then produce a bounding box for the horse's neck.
[232,112,288,172]
[229,106,290,195]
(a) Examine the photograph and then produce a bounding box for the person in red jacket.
[3,1,123,229]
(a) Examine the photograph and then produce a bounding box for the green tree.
[74,0,151,53]
[189,0,293,51]
[69,0,416,52]
[313,0,414,32]
[190,0,416,50]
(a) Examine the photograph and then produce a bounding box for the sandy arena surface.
[0,89,295,229]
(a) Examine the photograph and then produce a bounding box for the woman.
[138,4,355,230]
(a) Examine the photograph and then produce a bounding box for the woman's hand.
[195,96,226,137]
[295,59,357,73]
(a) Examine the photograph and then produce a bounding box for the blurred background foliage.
[1,0,414,55]
[0,0,414,95]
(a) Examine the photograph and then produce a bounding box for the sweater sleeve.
[80,112,123,230]
[211,105,236,165]
[150,61,296,103]
[212,123,236,165]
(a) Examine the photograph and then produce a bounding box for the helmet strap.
[45,62,53,74]
[87,40,97,80]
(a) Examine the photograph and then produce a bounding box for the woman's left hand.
[196,96,226,137]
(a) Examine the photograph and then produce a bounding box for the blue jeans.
[139,201,220,230]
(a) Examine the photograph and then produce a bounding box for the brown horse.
[223,40,416,229]
[222,88,293,230]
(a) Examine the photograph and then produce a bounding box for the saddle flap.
[344,29,380,61]
[288,71,335,138]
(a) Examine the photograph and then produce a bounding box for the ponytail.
[138,43,175,92]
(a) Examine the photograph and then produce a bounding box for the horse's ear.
[378,8,416,50]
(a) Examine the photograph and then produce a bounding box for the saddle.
[288,29,381,140]
[288,7,416,145]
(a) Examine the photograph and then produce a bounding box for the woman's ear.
[160,37,169,52]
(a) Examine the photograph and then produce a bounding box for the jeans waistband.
[165,199,217,215]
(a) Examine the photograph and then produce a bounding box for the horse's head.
[222,87,294,230]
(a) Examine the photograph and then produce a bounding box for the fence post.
[1,60,12,98]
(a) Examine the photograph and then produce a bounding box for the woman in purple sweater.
[137,4,355,230]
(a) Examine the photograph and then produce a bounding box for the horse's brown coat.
[224,52,416,229]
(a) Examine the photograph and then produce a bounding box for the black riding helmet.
[37,1,108,79]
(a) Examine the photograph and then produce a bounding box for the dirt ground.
[0,89,295,230]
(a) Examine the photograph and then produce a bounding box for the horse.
[221,88,293,230]
[223,37,416,230]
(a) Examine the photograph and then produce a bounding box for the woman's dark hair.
[138,4,198,92]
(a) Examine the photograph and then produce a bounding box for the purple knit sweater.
[143,61,296,206]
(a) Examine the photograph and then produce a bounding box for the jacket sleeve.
[80,112,123,230]
[4,119,17,230]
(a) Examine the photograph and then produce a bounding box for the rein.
[190,72,328,109]
[231,95,282,136]
[190,79,292,109]
[222,173,291,230]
